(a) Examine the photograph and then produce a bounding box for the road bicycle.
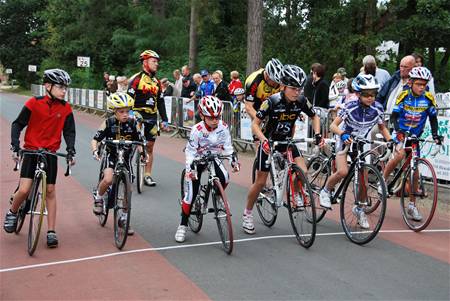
[93,139,145,249]
[180,153,234,254]
[307,136,388,245]
[12,149,71,256]
[251,138,316,248]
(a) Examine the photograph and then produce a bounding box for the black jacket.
[214,80,231,102]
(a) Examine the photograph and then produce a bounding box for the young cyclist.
[243,65,324,235]
[175,96,240,243]
[91,92,144,234]
[319,74,392,229]
[381,67,441,221]
[4,69,76,248]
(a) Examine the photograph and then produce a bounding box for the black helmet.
[280,65,306,88]
[43,69,71,86]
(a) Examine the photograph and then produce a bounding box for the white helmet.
[198,95,222,118]
[409,67,432,81]
[352,74,380,92]
[265,58,283,83]
[335,80,346,90]
[233,87,245,96]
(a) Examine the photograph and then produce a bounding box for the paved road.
[1,91,449,300]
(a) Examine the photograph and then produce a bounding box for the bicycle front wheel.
[28,173,46,256]
[306,156,330,223]
[113,171,132,250]
[400,158,438,231]
[14,185,28,234]
[252,159,278,227]
[136,151,144,194]
[286,165,316,248]
[212,180,233,254]
[340,163,386,245]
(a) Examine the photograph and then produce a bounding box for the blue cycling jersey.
[338,99,384,139]
[200,80,215,96]
[392,90,437,136]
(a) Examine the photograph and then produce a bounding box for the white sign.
[28,65,37,72]
[163,96,172,123]
[5,69,12,74]
[420,116,450,181]
[77,56,90,68]
[182,98,195,127]
[240,102,253,140]
[294,114,309,151]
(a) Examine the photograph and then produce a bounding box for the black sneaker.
[144,176,156,186]
[47,232,59,248]
[3,211,18,233]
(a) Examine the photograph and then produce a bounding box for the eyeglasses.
[360,91,377,98]
[54,84,68,90]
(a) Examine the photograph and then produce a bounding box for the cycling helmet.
[280,64,307,88]
[107,92,135,110]
[352,74,380,92]
[43,69,71,86]
[198,95,222,118]
[140,49,160,61]
[265,58,283,83]
[409,67,431,81]
[335,80,346,90]
[233,88,245,96]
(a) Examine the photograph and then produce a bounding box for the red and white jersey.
[185,120,234,169]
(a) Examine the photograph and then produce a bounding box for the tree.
[246,0,263,75]
[189,0,200,72]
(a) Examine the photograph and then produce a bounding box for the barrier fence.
[31,84,450,183]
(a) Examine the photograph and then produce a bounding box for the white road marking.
[1,228,449,273]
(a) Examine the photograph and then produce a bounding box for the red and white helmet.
[409,67,432,81]
[198,95,223,118]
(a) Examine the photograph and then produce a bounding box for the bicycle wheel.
[136,151,144,194]
[400,158,438,231]
[286,165,316,248]
[97,159,109,227]
[28,173,46,256]
[13,185,27,234]
[113,171,132,249]
[212,180,233,254]
[340,163,386,245]
[252,159,278,227]
[306,156,330,223]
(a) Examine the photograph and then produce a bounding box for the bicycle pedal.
[207,208,215,213]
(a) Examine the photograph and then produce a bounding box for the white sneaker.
[352,206,370,229]
[175,225,188,243]
[242,214,255,234]
[319,189,332,209]
[407,204,423,221]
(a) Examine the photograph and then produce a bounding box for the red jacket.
[228,79,243,95]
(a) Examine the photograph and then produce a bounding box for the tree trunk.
[189,0,199,72]
[429,47,436,75]
[437,47,449,88]
[246,0,263,75]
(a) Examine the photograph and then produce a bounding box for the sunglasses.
[360,91,377,98]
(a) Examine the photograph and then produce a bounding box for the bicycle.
[179,153,234,254]
[251,138,316,248]
[93,139,145,249]
[129,112,148,194]
[307,136,389,245]
[12,149,71,256]
[371,133,442,231]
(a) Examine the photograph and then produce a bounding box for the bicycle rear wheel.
[340,163,386,245]
[136,151,144,194]
[28,173,46,256]
[113,172,132,250]
[306,156,330,223]
[400,158,438,231]
[252,159,278,227]
[212,180,233,254]
[286,165,316,248]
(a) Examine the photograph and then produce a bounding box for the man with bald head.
[376,55,415,115]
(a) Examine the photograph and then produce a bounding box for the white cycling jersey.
[185,120,234,170]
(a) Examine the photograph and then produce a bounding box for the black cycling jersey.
[93,116,141,152]
[256,92,316,141]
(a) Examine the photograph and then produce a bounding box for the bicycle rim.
[400,158,438,231]
[253,160,278,227]
[15,199,29,234]
[306,156,330,223]
[188,195,204,233]
[340,164,386,245]
[114,173,132,249]
[287,166,316,248]
[212,180,233,254]
[28,174,46,256]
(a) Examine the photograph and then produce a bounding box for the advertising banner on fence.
[420,116,450,181]
[97,91,104,109]
[88,90,95,107]
[164,96,172,124]
[240,102,253,141]
[294,114,309,152]
[183,98,195,128]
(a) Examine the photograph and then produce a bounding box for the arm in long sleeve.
[185,129,199,170]
[11,106,31,151]
[63,112,76,154]
[157,96,168,122]
[429,114,438,136]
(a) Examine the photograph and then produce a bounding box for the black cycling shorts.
[20,153,58,184]
[255,143,301,172]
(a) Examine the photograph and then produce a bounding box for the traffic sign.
[28,65,37,72]
[5,69,12,74]
[77,56,90,68]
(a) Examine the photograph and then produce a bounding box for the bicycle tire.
[97,159,109,227]
[340,163,386,245]
[306,156,330,223]
[27,173,46,256]
[13,185,27,234]
[181,168,204,233]
[212,180,233,254]
[286,165,316,248]
[113,171,132,250]
[400,158,438,232]
[136,151,144,194]
[252,158,278,227]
